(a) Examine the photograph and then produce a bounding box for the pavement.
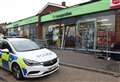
[52,49,120,76]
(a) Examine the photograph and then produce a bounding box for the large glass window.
[46,25,63,48]
[10,39,40,52]
[76,14,115,50]
[96,15,115,50]
[76,21,95,49]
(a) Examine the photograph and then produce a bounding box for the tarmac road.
[0,65,118,82]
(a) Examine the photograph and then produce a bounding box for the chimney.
[62,2,66,6]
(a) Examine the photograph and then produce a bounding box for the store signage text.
[111,0,120,8]
[14,24,18,27]
[53,12,72,18]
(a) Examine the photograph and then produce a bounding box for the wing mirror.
[1,49,9,53]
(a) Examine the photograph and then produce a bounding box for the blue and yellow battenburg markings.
[0,51,2,67]
[0,50,28,76]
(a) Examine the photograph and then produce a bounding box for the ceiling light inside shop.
[97,19,109,22]
[101,23,112,26]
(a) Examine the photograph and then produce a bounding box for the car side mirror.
[1,49,9,53]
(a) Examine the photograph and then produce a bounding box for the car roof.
[6,38,30,42]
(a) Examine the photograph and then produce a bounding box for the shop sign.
[14,24,18,27]
[53,12,72,18]
[111,0,120,8]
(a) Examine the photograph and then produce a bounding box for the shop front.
[42,21,63,48]
[42,11,116,50]
[76,11,115,51]
[6,16,39,40]
[7,23,37,40]
[18,24,37,40]
[42,17,77,48]
[41,0,111,49]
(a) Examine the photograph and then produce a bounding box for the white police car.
[0,38,59,79]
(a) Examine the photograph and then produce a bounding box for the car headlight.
[23,59,43,66]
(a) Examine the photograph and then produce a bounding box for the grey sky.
[0,0,90,23]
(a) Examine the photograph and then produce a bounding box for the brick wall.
[115,13,120,42]
[40,5,62,15]
[36,22,43,39]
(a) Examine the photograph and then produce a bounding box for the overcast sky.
[0,0,90,23]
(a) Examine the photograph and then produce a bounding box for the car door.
[0,41,14,70]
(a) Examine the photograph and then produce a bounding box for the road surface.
[0,65,118,82]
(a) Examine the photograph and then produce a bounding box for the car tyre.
[12,63,23,80]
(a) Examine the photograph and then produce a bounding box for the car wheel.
[12,64,23,80]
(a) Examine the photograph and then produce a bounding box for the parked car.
[0,37,59,79]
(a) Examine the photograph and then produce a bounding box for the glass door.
[64,25,76,48]
[76,21,95,49]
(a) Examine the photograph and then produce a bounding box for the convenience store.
[41,0,120,51]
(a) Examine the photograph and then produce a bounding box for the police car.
[0,37,59,79]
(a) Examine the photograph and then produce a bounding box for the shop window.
[1,41,13,53]
[46,26,63,48]
[76,14,115,50]
[96,17,115,50]
[76,21,95,49]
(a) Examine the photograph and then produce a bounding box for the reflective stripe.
[17,58,27,68]
[0,50,27,73]
[2,53,9,61]
[0,51,2,55]
[2,60,9,70]
[23,68,27,76]
[0,58,2,66]
[9,54,17,62]
[9,54,18,71]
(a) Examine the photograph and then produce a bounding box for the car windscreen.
[10,39,41,52]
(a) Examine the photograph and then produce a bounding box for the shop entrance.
[76,21,95,49]
[64,25,76,48]
[46,25,63,48]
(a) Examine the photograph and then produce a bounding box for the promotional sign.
[111,0,120,8]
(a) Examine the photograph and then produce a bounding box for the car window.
[2,41,13,53]
[0,40,3,49]
[10,39,41,52]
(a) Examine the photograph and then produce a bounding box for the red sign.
[111,0,120,8]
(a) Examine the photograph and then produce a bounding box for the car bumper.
[23,62,59,78]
